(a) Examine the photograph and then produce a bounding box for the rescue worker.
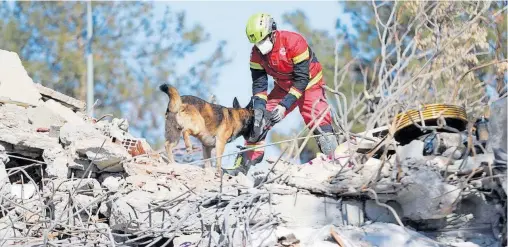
[228,13,339,175]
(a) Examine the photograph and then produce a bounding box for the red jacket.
[249,30,324,109]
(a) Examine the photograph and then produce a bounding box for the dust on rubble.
[0,49,505,247]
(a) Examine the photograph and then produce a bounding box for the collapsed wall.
[0,49,506,247]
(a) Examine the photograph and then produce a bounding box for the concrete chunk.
[77,139,130,172]
[395,167,461,220]
[270,193,343,227]
[34,83,86,111]
[0,104,60,152]
[397,140,424,161]
[0,49,42,107]
[27,99,84,128]
[42,147,69,179]
[10,183,36,200]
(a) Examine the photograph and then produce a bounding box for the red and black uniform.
[246,30,333,161]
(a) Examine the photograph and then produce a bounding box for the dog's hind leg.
[202,146,213,169]
[183,130,193,153]
[165,140,177,164]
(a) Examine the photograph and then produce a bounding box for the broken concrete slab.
[59,122,131,171]
[395,167,461,220]
[34,83,86,111]
[28,99,84,128]
[341,199,365,226]
[10,183,37,200]
[59,122,105,146]
[108,190,160,232]
[269,193,343,227]
[101,176,122,193]
[336,223,441,247]
[397,140,425,161]
[27,100,64,129]
[42,147,69,179]
[0,128,60,154]
[76,139,131,172]
[0,49,42,107]
[0,104,60,153]
[57,178,102,197]
[44,99,85,124]
[364,199,403,224]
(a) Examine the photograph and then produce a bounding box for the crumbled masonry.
[0,48,506,247]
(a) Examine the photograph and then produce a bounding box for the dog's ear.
[233,97,241,109]
[245,99,253,110]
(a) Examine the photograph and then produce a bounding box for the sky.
[155,1,350,167]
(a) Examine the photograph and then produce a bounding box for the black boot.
[223,147,264,176]
[313,125,339,156]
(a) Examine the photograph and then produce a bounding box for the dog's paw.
[185,147,193,154]
[214,170,223,178]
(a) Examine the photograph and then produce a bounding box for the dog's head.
[231,97,255,139]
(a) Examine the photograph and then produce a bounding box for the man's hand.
[248,108,268,143]
[270,105,286,124]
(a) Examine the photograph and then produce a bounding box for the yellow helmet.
[245,13,276,44]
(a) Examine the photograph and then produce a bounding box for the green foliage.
[0,1,231,148]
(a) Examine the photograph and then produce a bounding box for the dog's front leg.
[202,146,213,169]
[214,138,226,176]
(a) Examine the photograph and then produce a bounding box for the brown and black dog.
[159,83,254,174]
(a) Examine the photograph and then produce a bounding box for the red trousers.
[245,81,333,161]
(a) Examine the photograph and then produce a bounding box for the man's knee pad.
[313,125,339,156]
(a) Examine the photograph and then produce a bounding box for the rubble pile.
[0,48,506,247]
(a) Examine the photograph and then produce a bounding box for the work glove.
[270,105,286,124]
[248,108,269,143]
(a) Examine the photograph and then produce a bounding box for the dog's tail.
[159,83,182,113]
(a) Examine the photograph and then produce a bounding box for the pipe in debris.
[86,0,94,117]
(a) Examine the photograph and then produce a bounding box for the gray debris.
[0,160,13,207]
[76,139,130,172]
[42,146,69,179]
[27,100,66,129]
[341,199,365,226]
[59,123,131,171]
[364,199,403,224]
[0,104,60,152]
[0,48,504,247]
[0,143,8,163]
[271,193,343,227]
[101,176,122,192]
[10,183,37,200]
[397,140,425,161]
[34,83,86,111]
[0,49,42,107]
[173,234,201,247]
[59,122,105,146]
[396,167,461,220]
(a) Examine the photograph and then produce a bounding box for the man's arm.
[279,35,311,110]
[250,53,268,109]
